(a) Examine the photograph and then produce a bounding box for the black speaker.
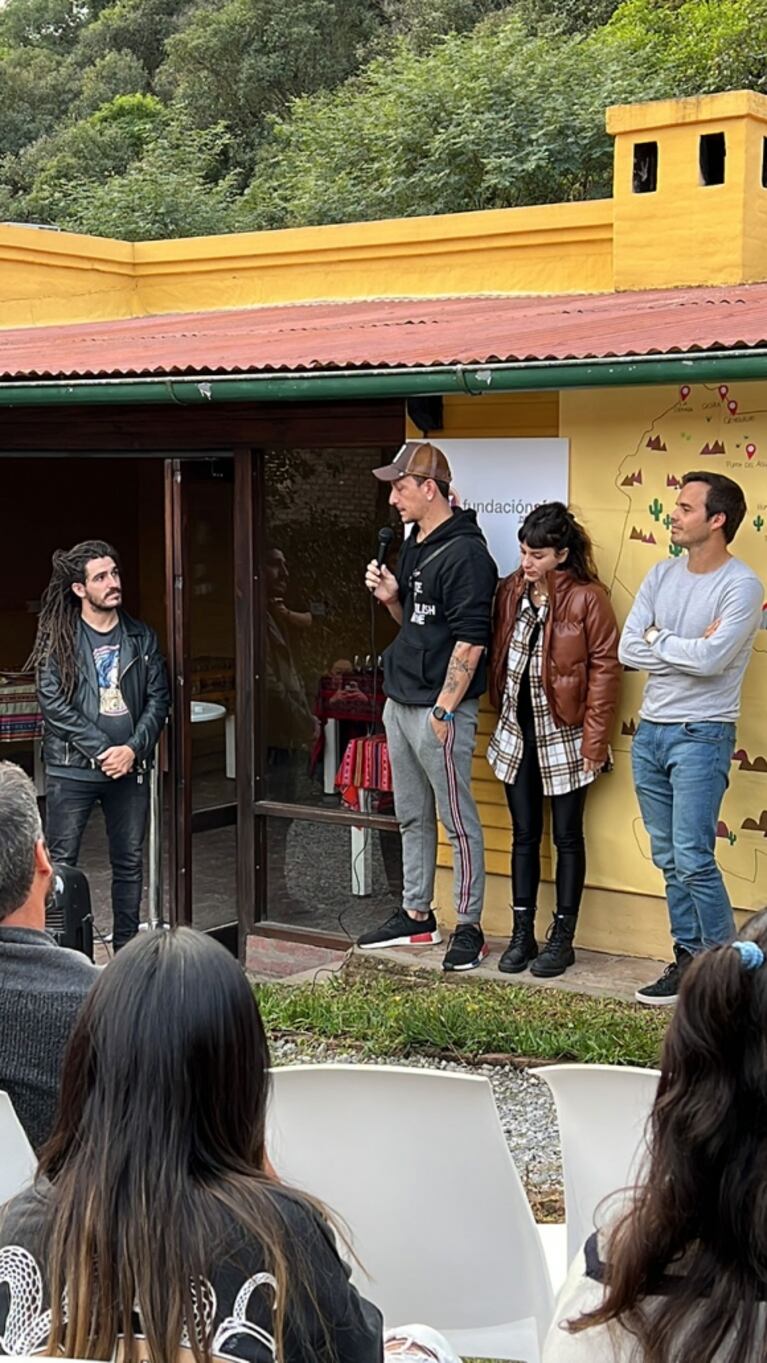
[406,396,444,436]
[48,864,95,962]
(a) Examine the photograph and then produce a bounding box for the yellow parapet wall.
[0,200,614,330]
[4,87,767,329]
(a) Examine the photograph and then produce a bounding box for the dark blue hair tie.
[732,941,765,971]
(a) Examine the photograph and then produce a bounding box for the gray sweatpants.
[384,697,485,925]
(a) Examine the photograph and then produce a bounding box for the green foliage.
[0,47,74,157]
[74,0,191,77]
[3,0,767,238]
[376,0,511,53]
[158,0,383,163]
[75,49,149,113]
[257,966,669,1066]
[4,92,166,224]
[239,16,645,229]
[53,122,240,238]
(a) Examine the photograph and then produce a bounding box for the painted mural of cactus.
[755,514,765,533]
[728,831,737,845]
[649,498,663,521]
[663,513,672,530]
[669,542,684,557]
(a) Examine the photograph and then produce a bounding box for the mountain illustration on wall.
[742,811,767,834]
[629,526,657,544]
[621,718,637,736]
[700,440,725,455]
[621,469,643,486]
[646,435,667,451]
[733,749,767,772]
[666,474,681,488]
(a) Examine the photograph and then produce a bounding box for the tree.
[238,17,642,229]
[75,49,149,113]
[5,93,165,224]
[74,0,191,77]
[157,0,384,160]
[54,123,240,238]
[0,47,75,157]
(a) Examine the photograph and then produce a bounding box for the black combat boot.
[498,908,538,974]
[529,913,577,978]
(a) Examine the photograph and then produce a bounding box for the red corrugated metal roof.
[1,284,767,381]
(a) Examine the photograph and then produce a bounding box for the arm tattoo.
[443,650,476,694]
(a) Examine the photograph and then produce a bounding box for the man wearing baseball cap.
[357,441,497,971]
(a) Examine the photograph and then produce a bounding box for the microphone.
[376,526,394,569]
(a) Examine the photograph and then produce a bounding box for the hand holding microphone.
[365,526,398,605]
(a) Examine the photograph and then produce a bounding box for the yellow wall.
[432,382,767,958]
[0,201,613,330]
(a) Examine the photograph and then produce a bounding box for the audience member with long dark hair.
[544,910,767,1362]
[487,503,620,978]
[0,928,383,1363]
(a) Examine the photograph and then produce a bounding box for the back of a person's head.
[0,761,43,923]
[44,925,270,1178]
[38,928,320,1363]
[569,910,767,1361]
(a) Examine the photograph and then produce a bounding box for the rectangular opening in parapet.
[762,137,767,187]
[632,141,658,193]
[699,132,726,186]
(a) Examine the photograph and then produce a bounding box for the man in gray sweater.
[0,762,98,1150]
[619,471,763,1006]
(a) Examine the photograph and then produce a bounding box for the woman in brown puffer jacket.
[487,503,621,978]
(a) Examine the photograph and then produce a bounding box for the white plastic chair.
[529,1063,660,1265]
[0,1090,37,1204]
[267,1063,554,1361]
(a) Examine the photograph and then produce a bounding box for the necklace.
[531,582,549,605]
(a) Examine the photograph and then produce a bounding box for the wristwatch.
[644,625,661,646]
[432,706,455,722]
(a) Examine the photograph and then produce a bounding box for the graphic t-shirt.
[82,620,134,749]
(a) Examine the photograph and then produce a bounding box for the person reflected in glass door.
[264,547,319,918]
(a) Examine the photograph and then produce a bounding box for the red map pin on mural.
[719,385,729,399]
[680,385,691,400]
[746,443,757,460]
[728,399,738,414]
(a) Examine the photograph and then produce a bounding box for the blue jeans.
[631,720,736,954]
[45,774,149,950]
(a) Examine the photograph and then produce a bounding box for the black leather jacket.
[37,611,170,774]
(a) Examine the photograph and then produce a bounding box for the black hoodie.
[383,508,498,706]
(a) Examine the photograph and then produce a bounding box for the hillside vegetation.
[1,0,765,238]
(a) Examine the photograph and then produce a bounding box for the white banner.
[438,438,570,578]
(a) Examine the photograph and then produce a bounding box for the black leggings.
[504,735,589,918]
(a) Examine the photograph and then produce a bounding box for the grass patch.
[257,958,669,1067]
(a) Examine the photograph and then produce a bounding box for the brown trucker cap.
[372,440,452,485]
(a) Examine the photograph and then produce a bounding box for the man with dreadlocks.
[28,540,169,950]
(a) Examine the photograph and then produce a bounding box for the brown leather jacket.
[488,569,621,764]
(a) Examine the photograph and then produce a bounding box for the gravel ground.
[270,1037,564,1214]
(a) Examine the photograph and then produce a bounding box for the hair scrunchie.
[732,940,765,971]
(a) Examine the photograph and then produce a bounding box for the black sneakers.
[357,908,442,951]
[443,922,488,972]
[499,909,538,974]
[635,945,694,1007]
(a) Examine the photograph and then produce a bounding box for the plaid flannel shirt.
[487,593,599,797]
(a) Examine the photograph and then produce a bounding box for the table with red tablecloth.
[313,671,386,795]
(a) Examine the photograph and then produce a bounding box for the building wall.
[430,384,767,957]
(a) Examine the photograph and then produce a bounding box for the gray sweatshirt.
[0,926,98,1151]
[618,556,763,723]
